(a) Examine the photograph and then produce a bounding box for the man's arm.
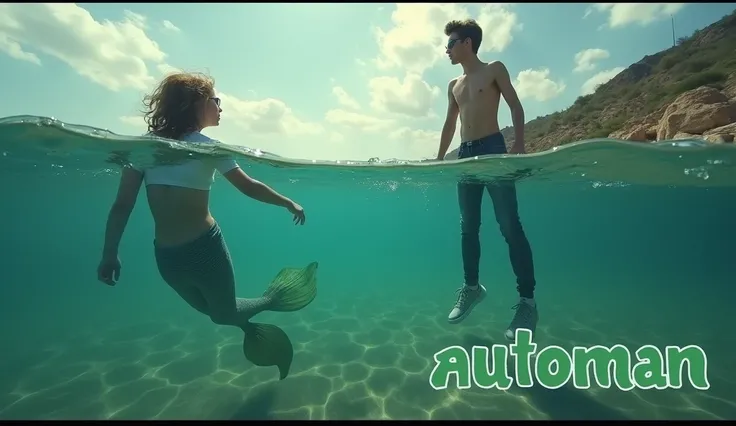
[490,61,525,153]
[436,79,460,160]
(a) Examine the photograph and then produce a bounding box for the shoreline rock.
[609,85,736,144]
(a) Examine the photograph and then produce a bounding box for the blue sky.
[0,3,733,161]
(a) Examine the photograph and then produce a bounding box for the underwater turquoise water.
[0,115,735,420]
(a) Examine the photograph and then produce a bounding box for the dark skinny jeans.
[456,132,536,298]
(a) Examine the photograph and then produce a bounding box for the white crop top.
[131,132,240,190]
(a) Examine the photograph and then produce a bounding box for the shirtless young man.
[435,19,537,341]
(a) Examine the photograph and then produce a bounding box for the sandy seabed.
[1,295,734,420]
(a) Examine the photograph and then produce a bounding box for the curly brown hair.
[142,72,215,140]
[444,19,483,54]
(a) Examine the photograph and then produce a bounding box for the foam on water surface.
[1,115,735,188]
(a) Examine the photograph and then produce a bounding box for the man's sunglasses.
[210,97,221,107]
[446,38,464,50]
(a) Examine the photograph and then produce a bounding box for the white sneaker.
[448,284,487,324]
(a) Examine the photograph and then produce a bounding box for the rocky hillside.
[501,9,736,152]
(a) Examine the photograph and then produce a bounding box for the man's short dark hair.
[444,19,482,54]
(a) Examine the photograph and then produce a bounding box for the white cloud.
[574,48,610,73]
[162,20,180,33]
[122,94,326,153]
[123,10,147,28]
[213,104,432,161]
[373,3,521,75]
[119,115,143,127]
[332,86,360,110]
[11,4,546,163]
[387,127,441,159]
[0,4,166,91]
[581,67,625,95]
[589,3,685,28]
[328,132,345,143]
[0,34,41,64]
[110,65,431,160]
[211,97,440,161]
[324,109,393,133]
[475,4,521,53]
[367,4,520,123]
[114,81,439,162]
[514,68,566,102]
[157,63,180,76]
[201,94,334,160]
[217,93,322,137]
[369,73,440,118]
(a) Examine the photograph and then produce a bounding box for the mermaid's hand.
[287,201,306,226]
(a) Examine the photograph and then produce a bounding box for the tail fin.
[263,261,318,312]
[242,322,293,380]
[241,262,318,380]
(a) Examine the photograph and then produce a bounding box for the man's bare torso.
[451,61,502,142]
